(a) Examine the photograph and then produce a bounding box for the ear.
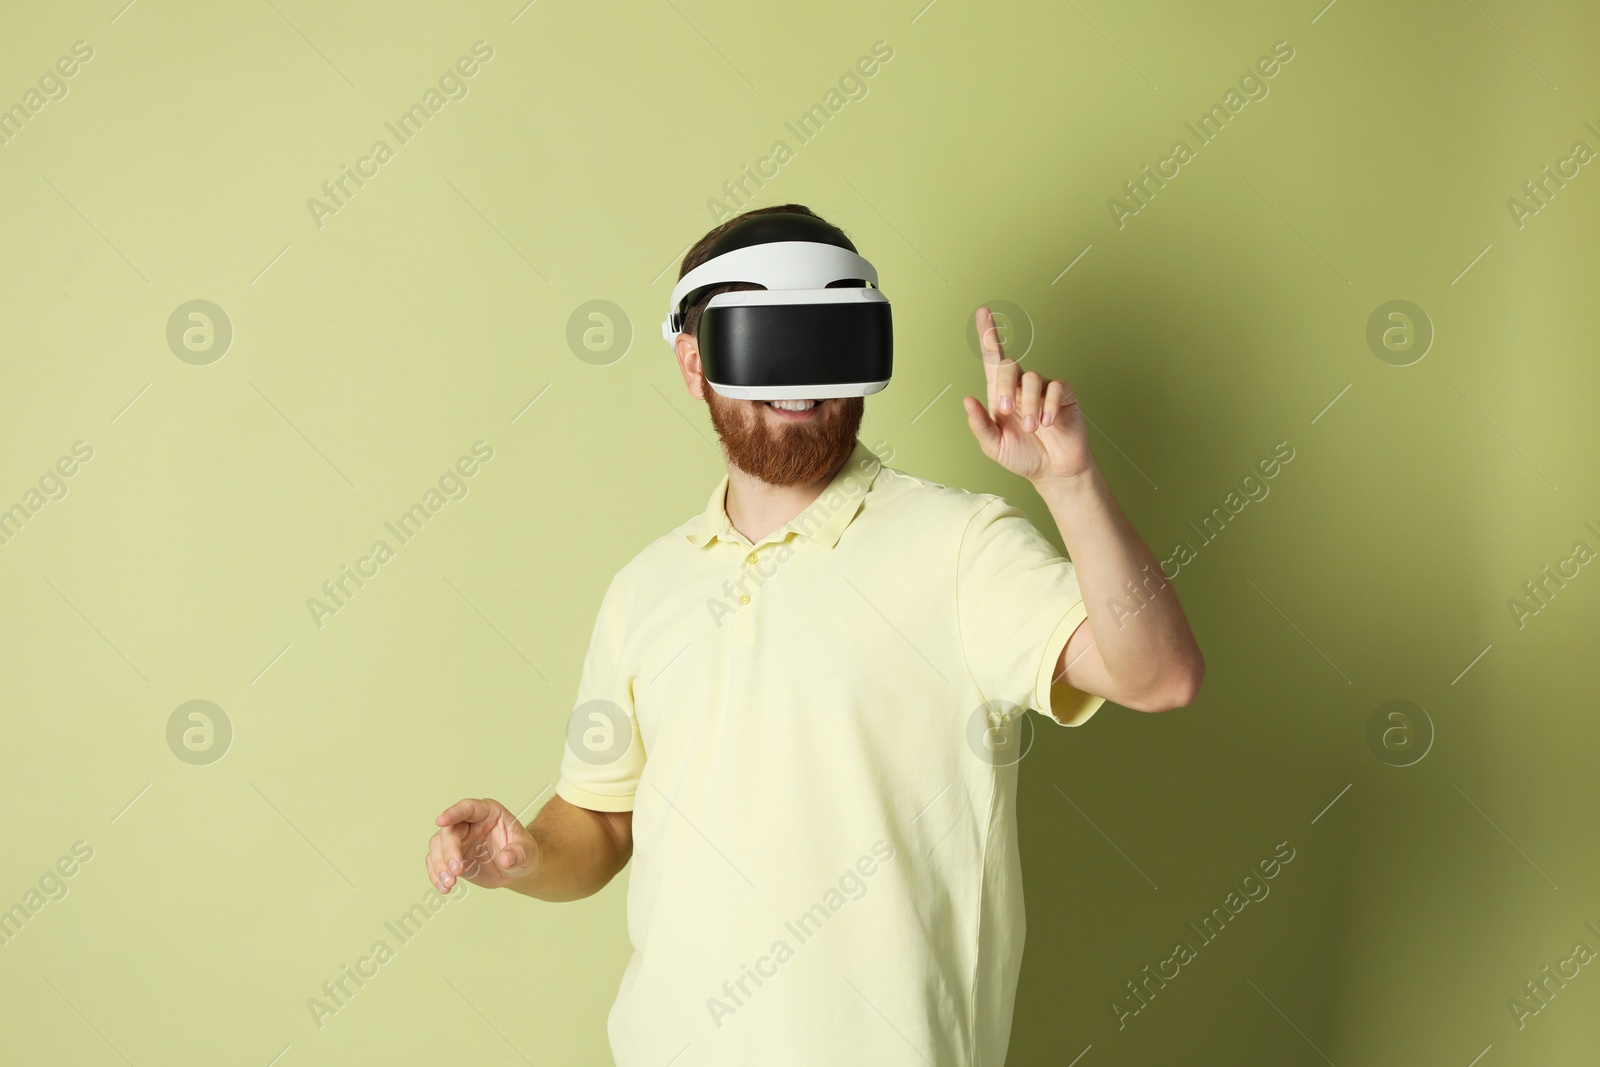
[675,333,707,400]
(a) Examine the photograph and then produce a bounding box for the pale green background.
[2,0,1597,1064]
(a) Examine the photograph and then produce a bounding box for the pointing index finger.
[977,306,1018,415]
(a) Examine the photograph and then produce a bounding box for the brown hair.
[674,203,850,339]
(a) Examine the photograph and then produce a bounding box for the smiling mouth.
[763,399,826,418]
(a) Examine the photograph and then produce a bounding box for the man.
[426,204,1204,1065]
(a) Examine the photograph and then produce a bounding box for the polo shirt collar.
[685,438,882,550]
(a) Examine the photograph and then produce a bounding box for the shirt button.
[739,594,751,605]
[745,553,759,565]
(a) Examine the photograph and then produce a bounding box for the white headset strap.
[662,241,878,341]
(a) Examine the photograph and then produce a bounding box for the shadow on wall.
[998,225,1364,1063]
[1003,49,1600,1054]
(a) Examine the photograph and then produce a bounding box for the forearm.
[504,795,631,902]
[1033,462,1203,705]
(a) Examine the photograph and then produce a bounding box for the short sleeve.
[555,572,645,811]
[956,496,1106,728]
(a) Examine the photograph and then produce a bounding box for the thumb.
[963,395,1001,456]
[497,838,534,874]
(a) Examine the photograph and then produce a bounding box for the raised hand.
[962,305,1095,484]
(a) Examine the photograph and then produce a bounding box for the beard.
[702,387,865,487]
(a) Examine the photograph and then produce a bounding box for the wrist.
[1030,461,1102,498]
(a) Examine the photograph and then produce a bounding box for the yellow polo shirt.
[556,438,1104,1066]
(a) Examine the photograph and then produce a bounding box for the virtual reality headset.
[661,212,893,401]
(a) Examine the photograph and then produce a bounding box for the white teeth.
[768,399,818,411]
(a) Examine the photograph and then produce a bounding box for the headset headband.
[661,241,880,342]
